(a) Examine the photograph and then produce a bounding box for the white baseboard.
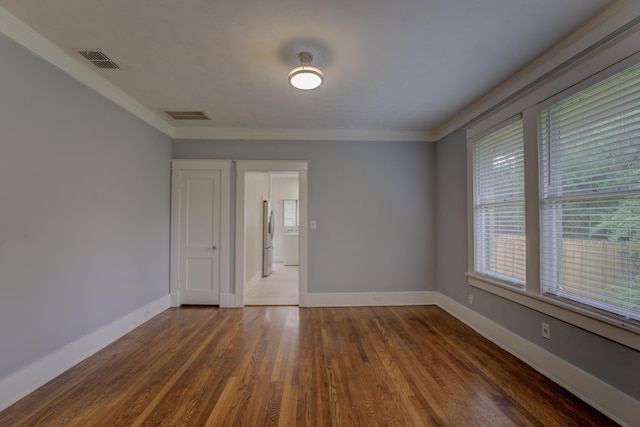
[170,291,179,307]
[219,293,237,308]
[306,291,436,307]
[0,295,170,412]
[435,293,639,427]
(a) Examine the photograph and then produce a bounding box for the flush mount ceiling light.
[288,52,324,90]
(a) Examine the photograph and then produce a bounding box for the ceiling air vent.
[164,110,212,121]
[75,49,120,69]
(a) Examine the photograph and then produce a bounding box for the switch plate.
[310,220,317,229]
[542,322,551,339]
[468,294,474,305]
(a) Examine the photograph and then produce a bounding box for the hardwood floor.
[0,306,617,426]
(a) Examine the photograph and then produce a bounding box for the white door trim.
[235,160,309,307]
[170,159,231,307]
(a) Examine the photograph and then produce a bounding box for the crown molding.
[0,7,174,136]
[13,1,631,145]
[171,126,436,142]
[435,0,640,141]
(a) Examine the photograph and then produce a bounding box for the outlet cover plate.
[542,322,551,339]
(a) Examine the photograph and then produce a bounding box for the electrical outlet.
[468,294,474,305]
[372,293,382,303]
[542,322,551,339]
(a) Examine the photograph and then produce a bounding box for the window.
[473,119,526,286]
[467,50,640,349]
[539,62,640,320]
[283,199,299,227]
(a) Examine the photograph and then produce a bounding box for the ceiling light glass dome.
[288,52,324,90]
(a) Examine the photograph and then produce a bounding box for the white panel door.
[179,170,221,305]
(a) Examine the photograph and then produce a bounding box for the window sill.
[466,272,640,351]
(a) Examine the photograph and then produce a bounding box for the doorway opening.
[246,172,299,305]
[234,161,308,307]
[246,262,299,305]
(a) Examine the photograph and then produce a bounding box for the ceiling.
[0,0,614,141]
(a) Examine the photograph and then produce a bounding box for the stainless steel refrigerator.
[262,200,274,277]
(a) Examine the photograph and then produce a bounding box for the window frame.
[536,61,640,322]
[470,115,527,288]
[466,51,640,351]
[283,199,299,227]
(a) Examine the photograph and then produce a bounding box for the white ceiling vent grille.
[75,49,120,69]
[164,110,212,121]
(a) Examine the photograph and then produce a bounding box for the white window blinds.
[473,120,526,285]
[539,62,640,320]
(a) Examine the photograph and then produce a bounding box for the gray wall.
[0,35,172,380]
[434,129,640,400]
[173,139,436,294]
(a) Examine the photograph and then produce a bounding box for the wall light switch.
[310,220,317,230]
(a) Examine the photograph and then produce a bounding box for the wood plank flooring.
[0,306,618,426]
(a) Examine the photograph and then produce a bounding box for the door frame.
[170,159,231,307]
[235,160,308,307]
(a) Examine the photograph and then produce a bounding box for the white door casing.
[170,160,231,307]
